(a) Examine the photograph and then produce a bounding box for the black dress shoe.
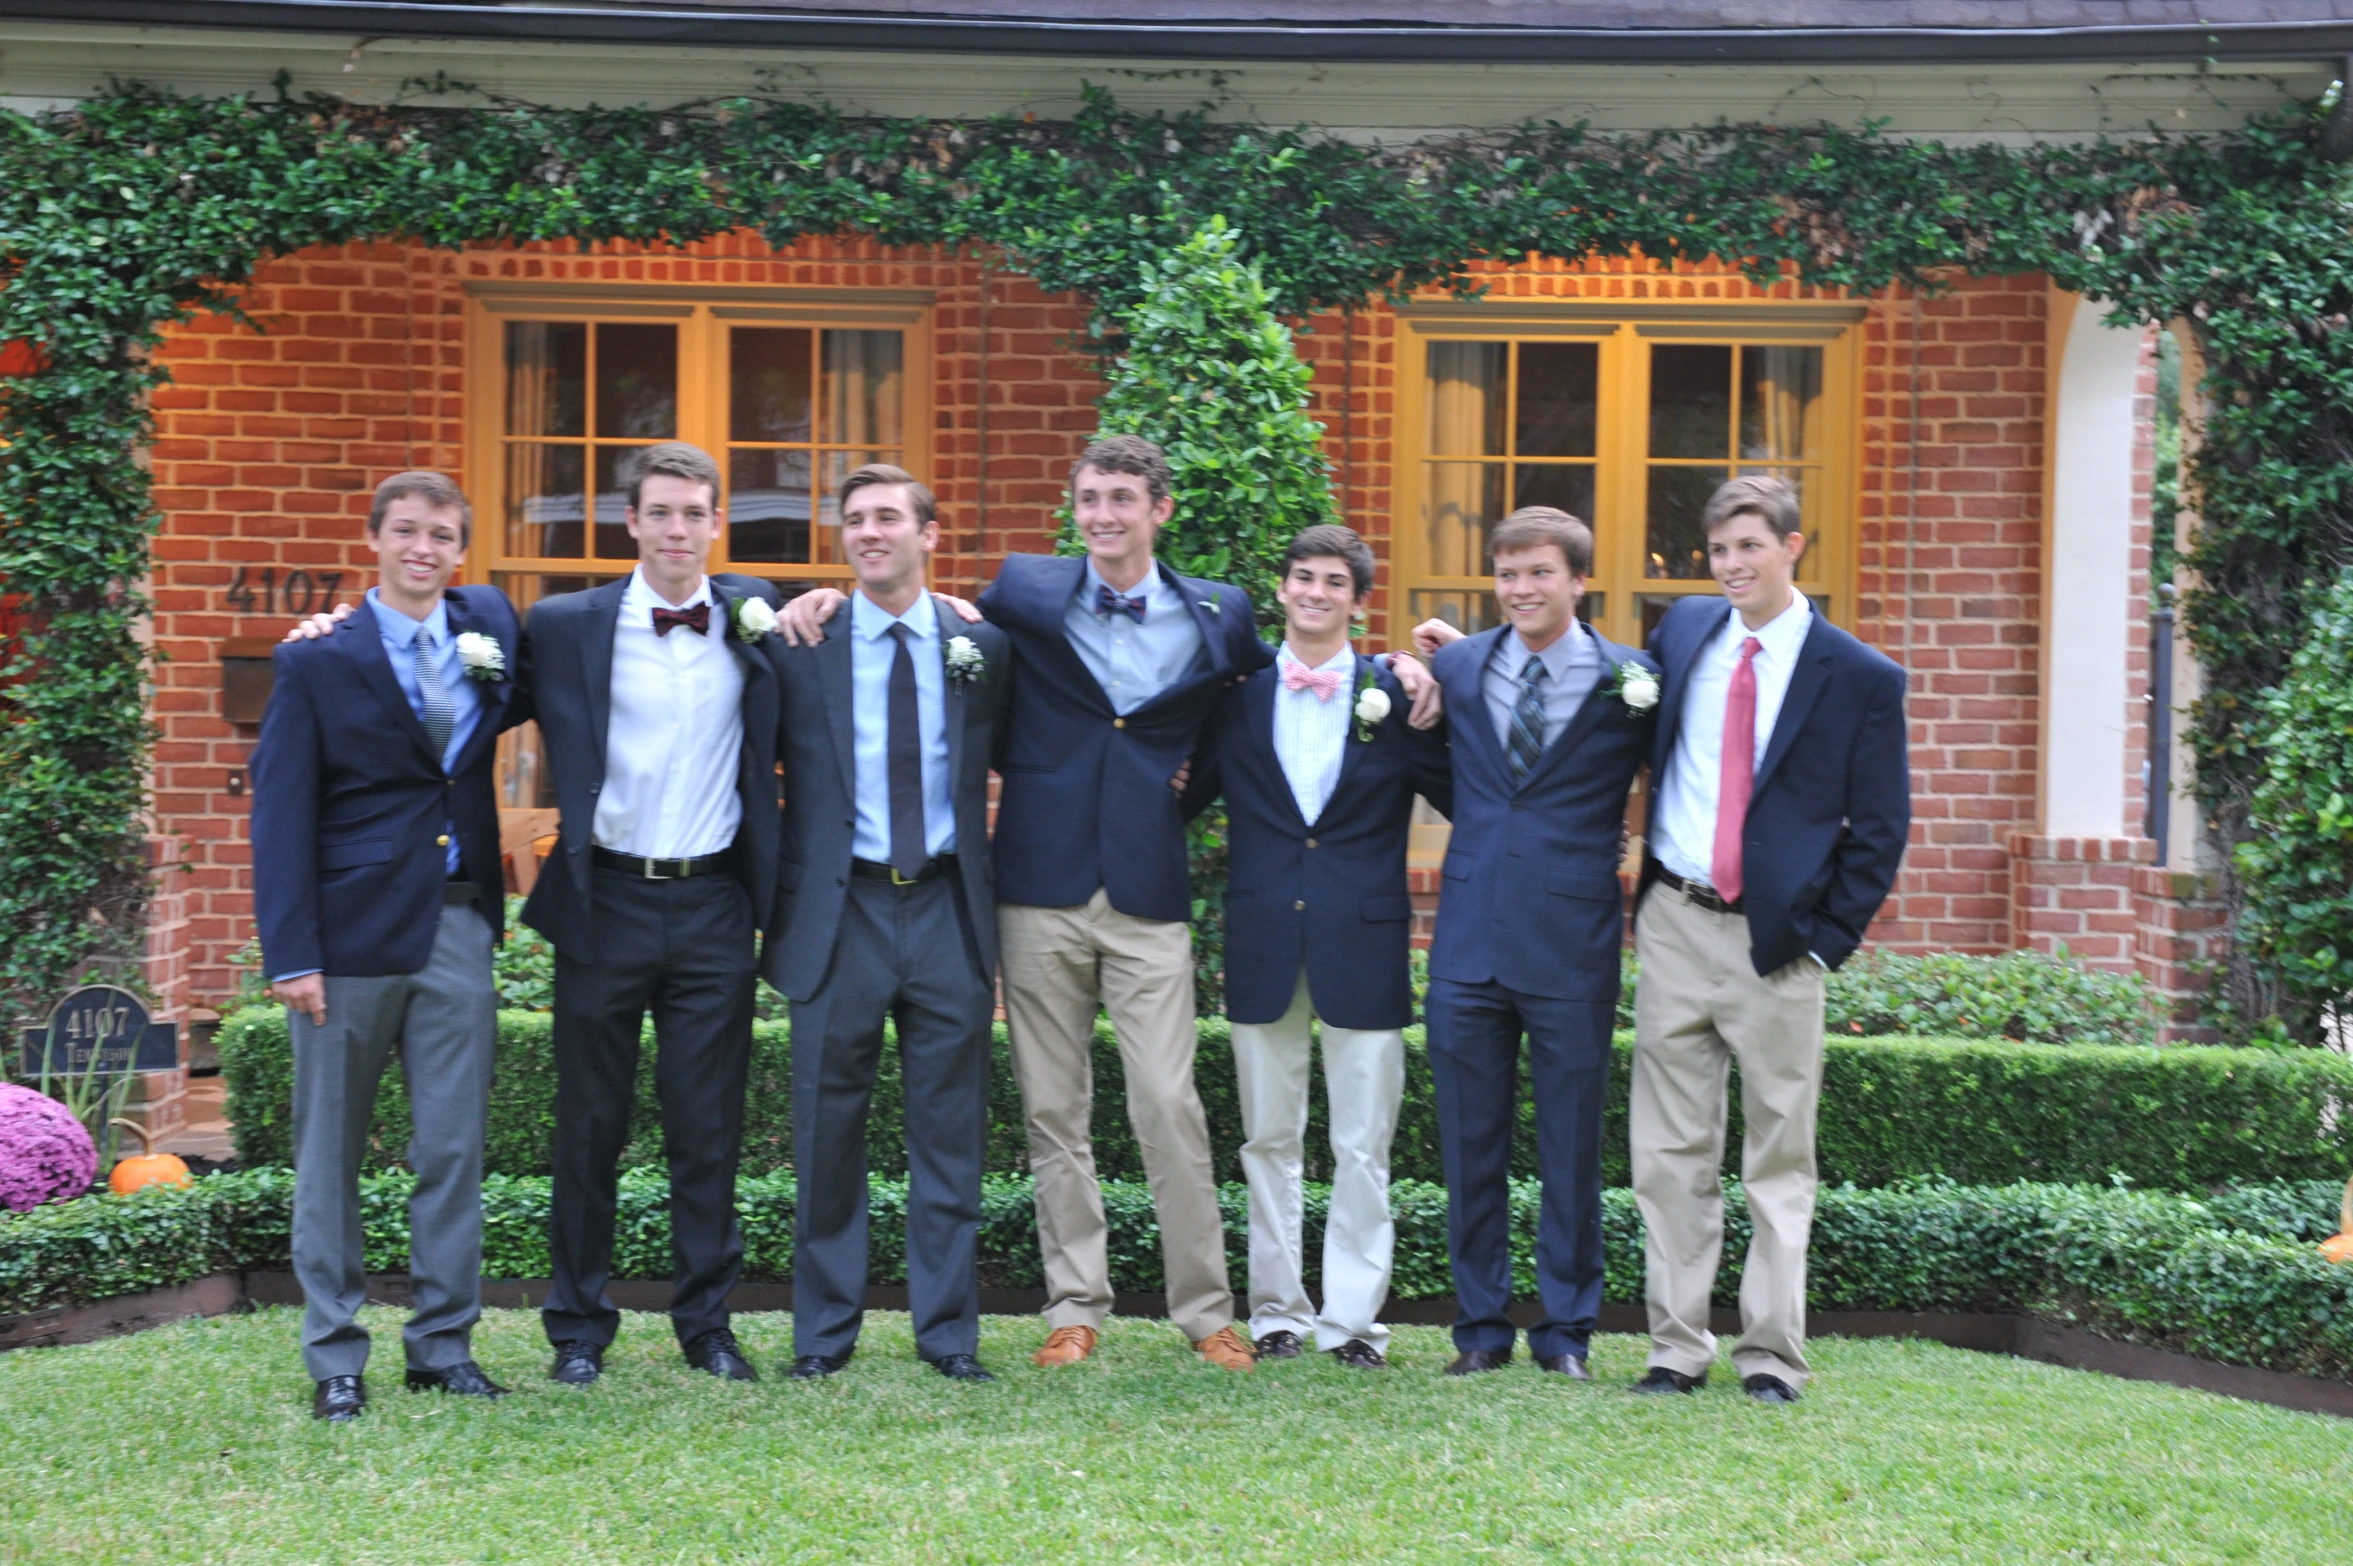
[1630,1366,1708,1395]
[405,1359,509,1399]
[1743,1373,1802,1404]
[1535,1353,1593,1380]
[1328,1339,1387,1370]
[312,1374,367,1422]
[683,1327,759,1382]
[788,1353,852,1379]
[549,1340,604,1386]
[928,1353,997,1383]
[1253,1330,1304,1361]
[1444,1347,1513,1376]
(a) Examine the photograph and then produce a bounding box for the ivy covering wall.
[2,82,2351,1032]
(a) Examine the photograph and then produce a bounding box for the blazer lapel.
[441,591,510,778]
[1246,662,1312,830]
[341,598,442,767]
[1445,627,1512,786]
[1753,617,1834,795]
[580,577,627,771]
[1655,606,1706,769]
[818,609,858,805]
[934,595,969,796]
[1322,652,1379,817]
[1035,558,1116,716]
[1518,631,1630,794]
[1168,567,1233,676]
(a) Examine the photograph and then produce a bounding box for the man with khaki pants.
[1631,474,1911,1404]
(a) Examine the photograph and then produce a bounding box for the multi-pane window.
[1400,311,1856,649]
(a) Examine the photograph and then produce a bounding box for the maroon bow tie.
[651,602,711,637]
[1095,584,1149,624]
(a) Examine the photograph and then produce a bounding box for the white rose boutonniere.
[1352,670,1391,743]
[733,596,778,643]
[454,630,506,683]
[1612,662,1661,715]
[945,634,987,688]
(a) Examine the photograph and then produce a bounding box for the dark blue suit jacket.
[1428,626,1657,1002]
[250,587,520,979]
[1184,654,1453,1030]
[760,602,1012,1003]
[977,554,1274,923]
[514,574,783,964]
[1642,595,1911,975]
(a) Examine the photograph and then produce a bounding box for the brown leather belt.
[851,855,957,886]
[1651,863,1744,916]
[591,846,738,880]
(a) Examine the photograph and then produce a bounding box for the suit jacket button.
[1294,899,1305,911]
[1305,837,1317,849]
[1113,717,1125,729]
[436,834,450,846]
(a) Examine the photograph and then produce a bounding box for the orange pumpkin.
[2321,1176,2353,1265]
[107,1117,192,1195]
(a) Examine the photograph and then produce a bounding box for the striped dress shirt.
[1271,643,1355,827]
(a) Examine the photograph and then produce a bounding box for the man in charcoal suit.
[1181,524,1453,1370]
[760,464,1011,1383]
[1410,506,1659,1379]
[1630,474,1910,1403]
[253,470,519,1421]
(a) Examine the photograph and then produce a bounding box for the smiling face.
[368,494,467,613]
[1069,463,1173,586]
[1706,507,1806,624]
[840,481,935,603]
[1275,554,1366,648]
[1490,542,1585,651]
[625,472,724,603]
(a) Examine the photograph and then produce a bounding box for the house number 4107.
[225,566,344,616]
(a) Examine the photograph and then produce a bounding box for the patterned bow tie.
[651,602,710,637]
[1282,661,1345,701]
[1095,584,1149,624]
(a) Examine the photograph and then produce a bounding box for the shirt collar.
[622,567,711,619]
[1081,558,1164,612]
[1504,619,1591,681]
[852,588,939,643]
[1721,591,1812,659]
[365,586,448,648]
[1278,641,1354,676]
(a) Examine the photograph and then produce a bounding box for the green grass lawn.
[4,1309,2349,1564]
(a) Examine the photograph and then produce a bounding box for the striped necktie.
[1507,652,1548,782]
[413,627,454,765]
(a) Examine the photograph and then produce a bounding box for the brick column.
[2133,866,2229,1045]
[2007,832,2152,969]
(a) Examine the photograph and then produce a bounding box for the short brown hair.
[1071,434,1171,505]
[1702,474,1802,540]
[624,441,724,511]
[368,470,472,548]
[838,462,937,527]
[1487,506,1594,576]
[1281,524,1376,600]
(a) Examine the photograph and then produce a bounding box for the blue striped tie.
[1507,654,1547,782]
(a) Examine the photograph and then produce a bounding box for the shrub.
[1821,948,2158,1045]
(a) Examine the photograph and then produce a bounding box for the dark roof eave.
[18,0,2353,68]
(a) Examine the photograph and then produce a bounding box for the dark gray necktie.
[1507,652,1548,782]
[887,623,926,878]
[413,628,454,764]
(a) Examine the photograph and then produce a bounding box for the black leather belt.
[851,854,956,886]
[443,880,480,907]
[591,846,738,880]
[1651,863,1744,916]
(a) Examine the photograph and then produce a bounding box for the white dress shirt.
[1653,592,1814,888]
[1271,642,1354,827]
[591,569,746,859]
[849,589,956,862]
[1062,559,1207,715]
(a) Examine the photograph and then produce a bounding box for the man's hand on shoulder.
[1412,617,1466,658]
[282,602,355,643]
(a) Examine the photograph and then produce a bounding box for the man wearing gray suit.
[762,464,1012,1383]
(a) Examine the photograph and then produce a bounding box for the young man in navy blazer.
[1629,475,1909,1404]
[777,435,1275,1371]
[252,471,519,1421]
[1182,525,1452,1370]
[1410,507,1658,1380]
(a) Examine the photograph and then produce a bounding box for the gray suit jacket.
[760,596,1012,1003]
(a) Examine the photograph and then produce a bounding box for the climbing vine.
[2,79,2350,1033]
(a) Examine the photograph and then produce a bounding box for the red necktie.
[1712,636,1763,903]
[651,602,710,637]
[1282,661,1344,701]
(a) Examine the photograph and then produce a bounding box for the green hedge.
[218,1008,2353,1192]
[8,1172,2352,1382]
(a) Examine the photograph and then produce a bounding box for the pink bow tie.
[1283,662,1345,701]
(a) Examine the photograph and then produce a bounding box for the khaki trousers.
[1630,883,1826,1387]
[999,888,1234,1342]
[1231,970,1405,1352]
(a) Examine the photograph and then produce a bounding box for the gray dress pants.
[289,901,496,1380]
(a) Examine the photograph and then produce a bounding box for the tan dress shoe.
[1193,1325,1257,1372]
[1032,1325,1098,1367]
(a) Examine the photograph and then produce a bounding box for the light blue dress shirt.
[1062,559,1208,715]
[1481,619,1602,755]
[850,589,957,862]
[369,587,484,876]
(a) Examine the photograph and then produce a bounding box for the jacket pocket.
[1546,869,1621,902]
[1359,895,1413,923]
[1442,851,1476,882]
[317,836,392,872]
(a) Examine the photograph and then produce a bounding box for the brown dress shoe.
[1032,1325,1098,1367]
[1194,1325,1258,1372]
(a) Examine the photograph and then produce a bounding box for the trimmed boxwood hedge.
[6,1172,2351,1382]
[216,1008,2353,1192]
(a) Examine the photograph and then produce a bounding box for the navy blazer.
[1184,654,1453,1031]
[977,553,1274,923]
[250,587,520,979]
[760,601,1012,1003]
[1642,595,1911,975]
[514,573,784,963]
[1427,626,1657,1002]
